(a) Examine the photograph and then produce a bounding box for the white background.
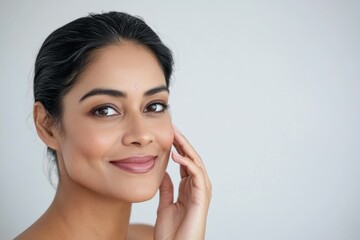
[1,0,359,239]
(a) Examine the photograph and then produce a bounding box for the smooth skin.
[16,41,211,240]
[155,127,212,240]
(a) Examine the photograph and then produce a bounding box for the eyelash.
[91,104,119,118]
[90,101,169,118]
[144,101,169,113]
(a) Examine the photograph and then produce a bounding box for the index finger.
[172,125,203,167]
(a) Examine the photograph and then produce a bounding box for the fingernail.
[172,151,181,160]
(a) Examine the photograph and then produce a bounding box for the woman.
[16,11,211,240]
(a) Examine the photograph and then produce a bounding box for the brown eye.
[93,106,118,117]
[145,102,168,113]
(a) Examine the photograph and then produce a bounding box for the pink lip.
[110,156,156,173]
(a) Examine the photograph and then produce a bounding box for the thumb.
[157,172,174,213]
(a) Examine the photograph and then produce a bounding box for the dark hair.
[33,11,173,179]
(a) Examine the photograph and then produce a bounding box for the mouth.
[110,155,156,174]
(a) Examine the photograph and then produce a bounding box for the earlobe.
[33,102,61,151]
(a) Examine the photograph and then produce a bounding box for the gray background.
[1,0,359,239]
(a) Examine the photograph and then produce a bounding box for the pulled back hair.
[34,12,173,178]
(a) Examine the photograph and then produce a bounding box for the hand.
[154,126,212,240]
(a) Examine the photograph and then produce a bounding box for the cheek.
[60,117,117,164]
[153,119,174,153]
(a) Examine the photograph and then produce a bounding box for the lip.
[110,155,156,174]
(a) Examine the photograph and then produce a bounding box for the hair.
[33,11,173,180]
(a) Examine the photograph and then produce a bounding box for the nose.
[122,115,154,147]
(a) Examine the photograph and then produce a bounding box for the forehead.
[69,41,166,98]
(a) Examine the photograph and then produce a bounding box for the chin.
[116,177,162,203]
[114,158,169,203]
[129,187,159,203]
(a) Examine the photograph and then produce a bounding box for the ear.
[33,102,61,151]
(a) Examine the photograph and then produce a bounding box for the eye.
[144,101,168,113]
[92,105,119,117]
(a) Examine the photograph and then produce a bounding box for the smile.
[110,156,156,173]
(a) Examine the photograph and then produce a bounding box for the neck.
[41,176,132,240]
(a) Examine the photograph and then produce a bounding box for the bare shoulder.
[128,223,154,240]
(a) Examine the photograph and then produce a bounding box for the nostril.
[121,123,154,146]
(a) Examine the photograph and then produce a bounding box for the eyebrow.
[144,85,169,96]
[79,85,169,103]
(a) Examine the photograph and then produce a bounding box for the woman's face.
[55,42,174,202]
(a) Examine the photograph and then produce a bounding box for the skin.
[16,41,211,240]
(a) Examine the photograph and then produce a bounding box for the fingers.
[172,125,212,193]
[157,172,174,213]
[173,125,202,167]
[172,151,205,186]
[179,164,188,179]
